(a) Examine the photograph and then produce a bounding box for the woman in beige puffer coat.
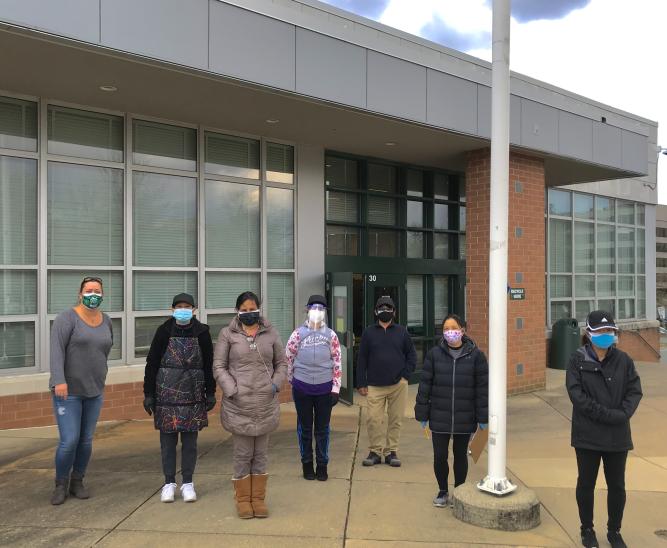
[213,291,287,519]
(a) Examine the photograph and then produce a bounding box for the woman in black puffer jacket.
[415,314,488,508]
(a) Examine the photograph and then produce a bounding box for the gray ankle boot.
[51,479,68,505]
[69,473,90,499]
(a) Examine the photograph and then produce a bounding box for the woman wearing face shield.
[285,295,342,481]
[566,310,642,548]
[213,291,287,519]
[49,277,113,505]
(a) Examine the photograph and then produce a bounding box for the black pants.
[432,432,471,492]
[293,388,332,465]
[160,431,198,484]
[575,448,628,531]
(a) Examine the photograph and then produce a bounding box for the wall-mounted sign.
[509,288,525,300]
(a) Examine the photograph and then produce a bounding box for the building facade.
[0,0,660,428]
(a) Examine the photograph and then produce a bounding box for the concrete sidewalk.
[1,361,666,547]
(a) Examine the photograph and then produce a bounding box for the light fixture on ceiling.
[99,85,118,92]
[385,141,397,146]
[265,118,280,124]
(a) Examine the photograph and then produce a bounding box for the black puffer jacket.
[566,345,642,452]
[415,336,488,434]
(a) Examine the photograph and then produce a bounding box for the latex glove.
[330,393,339,407]
[272,383,279,395]
[420,421,428,429]
[143,396,155,416]
[479,423,488,430]
[205,395,216,412]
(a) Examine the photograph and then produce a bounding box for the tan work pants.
[365,379,409,456]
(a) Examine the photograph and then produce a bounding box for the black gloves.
[206,394,217,412]
[330,392,339,407]
[143,396,155,416]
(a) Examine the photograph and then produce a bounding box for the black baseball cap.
[375,295,395,309]
[586,310,618,331]
[307,294,327,307]
[172,293,196,307]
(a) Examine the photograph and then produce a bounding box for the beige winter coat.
[213,317,288,437]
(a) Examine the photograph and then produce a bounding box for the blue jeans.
[52,394,104,481]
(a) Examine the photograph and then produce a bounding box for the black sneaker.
[607,530,627,548]
[362,452,382,466]
[315,464,328,481]
[385,452,401,467]
[580,528,599,547]
[302,462,315,480]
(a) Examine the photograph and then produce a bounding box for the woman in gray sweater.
[49,277,113,505]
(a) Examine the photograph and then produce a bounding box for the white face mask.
[308,309,326,325]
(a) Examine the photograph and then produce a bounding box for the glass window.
[434,204,450,230]
[48,163,124,265]
[206,272,260,309]
[109,318,122,360]
[433,173,449,200]
[206,313,236,339]
[0,96,37,151]
[407,201,423,228]
[206,180,260,268]
[135,316,170,358]
[326,191,359,223]
[0,270,37,315]
[0,322,35,369]
[548,188,571,216]
[326,225,359,256]
[458,180,466,203]
[597,275,615,297]
[549,219,572,273]
[48,105,123,162]
[433,275,449,329]
[459,206,466,231]
[550,275,572,298]
[133,172,197,267]
[596,196,614,222]
[575,300,594,323]
[0,156,37,264]
[617,276,634,297]
[205,132,259,178]
[573,194,594,219]
[617,298,634,320]
[636,204,645,226]
[267,273,294,344]
[637,229,645,274]
[133,120,196,171]
[266,188,294,269]
[575,275,595,297]
[551,301,572,322]
[266,142,294,184]
[133,271,197,311]
[636,276,646,318]
[574,222,594,273]
[596,224,615,274]
[597,299,615,317]
[406,170,423,197]
[368,229,399,257]
[458,235,466,260]
[367,163,397,193]
[48,270,123,313]
[406,275,424,335]
[407,231,423,258]
[367,196,396,226]
[434,233,450,259]
[617,227,635,274]
[325,156,358,189]
[616,201,634,225]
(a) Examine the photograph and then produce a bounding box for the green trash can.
[549,318,581,370]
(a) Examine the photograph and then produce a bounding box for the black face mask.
[376,310,394,323]
[238,311,260,326]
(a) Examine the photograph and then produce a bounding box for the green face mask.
[82,293,103,309]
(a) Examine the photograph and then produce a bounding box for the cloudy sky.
[321,0,667,203]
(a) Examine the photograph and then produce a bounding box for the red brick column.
[465,149,546,394]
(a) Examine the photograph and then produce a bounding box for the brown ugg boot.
[232,475,254,519]
[250,474,269,518]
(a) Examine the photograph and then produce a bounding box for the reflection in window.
[368,229,399,257]
[0,322,35,369]
[325,156,358,188]
[133,120,196,171]
[266,142,294,184]
[367,163,397,193]
[205,132,259,178]
[406,275,424,335]
[206,272,260,310]
[326,225,359,256]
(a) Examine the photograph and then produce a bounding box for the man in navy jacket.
[357,296,416,467]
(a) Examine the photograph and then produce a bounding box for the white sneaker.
[180,482,197,502]
[160,482,176,503]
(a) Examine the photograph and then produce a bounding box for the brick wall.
[465,149,547,394]
[616,328,660,363]
[1,380,293,430]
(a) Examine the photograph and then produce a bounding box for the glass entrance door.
[364,273,406,327]
[326,272,354,403]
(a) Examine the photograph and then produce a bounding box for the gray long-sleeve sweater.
[49,308,113,397]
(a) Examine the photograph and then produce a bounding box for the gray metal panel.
[558,111,593,162]
[0,0,99,42]
[521,99,558,153]
[367,51,426,122]
[101,0,207,69]
[478,86,520,144]
[593,122,623,168]
[426,70,477,134]
[209,1,295,91]
[621,130,648,174]
[295,29,366,108]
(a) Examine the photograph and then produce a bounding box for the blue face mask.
[173,308,193,324]
[590,332,616,349]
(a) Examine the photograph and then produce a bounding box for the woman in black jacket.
[566,310,642,548]
[415,314,488,507]
[143,293,216,504]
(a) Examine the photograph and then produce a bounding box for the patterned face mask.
[81,292,103,309]
[443,329,463,345]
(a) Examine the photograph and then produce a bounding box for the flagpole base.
[477,475,517,496]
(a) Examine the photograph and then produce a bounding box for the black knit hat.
[307,294,327,307]
[586,310,618,331]
[172,293,196,307]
